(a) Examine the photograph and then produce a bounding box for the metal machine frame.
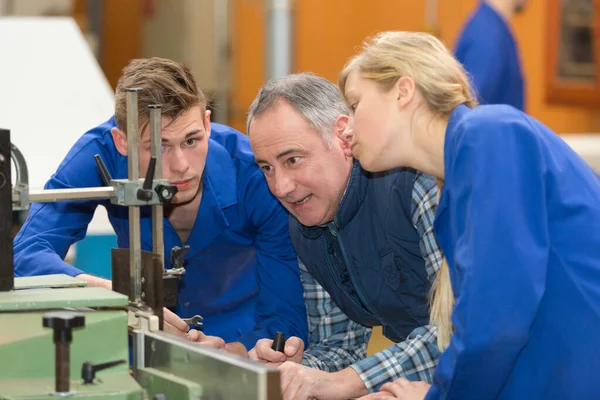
[0,89,282,399]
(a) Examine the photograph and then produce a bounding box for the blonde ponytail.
[430,180,455,351]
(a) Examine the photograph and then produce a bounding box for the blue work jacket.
[13,117,308,349]
[427,104,600,399]
[455,1,525,110]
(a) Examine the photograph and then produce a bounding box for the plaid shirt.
[301,171,443,392]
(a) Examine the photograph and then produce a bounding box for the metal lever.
[81,359,127,384]
[170,245,190,271]
[137,156,156,201]
[94,154,113,186]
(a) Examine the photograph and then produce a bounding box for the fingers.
[162,307,189,333]
[164,320,191,339]
[188,329,225,349]
[253,338,286,363]
[381,379,409,397]
[283,336,305,359]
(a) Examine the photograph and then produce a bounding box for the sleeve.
[13,138,110,278]
[237,169,308,349]
[425,120,549,400]
[455,37,506,106]
[351,325,441,392]
[300,260,372,372]
[411,173,443,283]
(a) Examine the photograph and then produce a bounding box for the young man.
[246,73,443,399]
[13,57,308,354]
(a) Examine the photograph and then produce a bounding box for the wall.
[231,0,600,134]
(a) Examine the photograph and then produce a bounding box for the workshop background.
[2,0,599,354]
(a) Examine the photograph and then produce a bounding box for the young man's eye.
[261,165,273,173]
[185,138,197,146]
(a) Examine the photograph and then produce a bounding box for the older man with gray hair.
[246,73,443,400]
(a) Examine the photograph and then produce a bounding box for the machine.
[0,89,282,400]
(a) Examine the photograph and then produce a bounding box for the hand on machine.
[249,331,305,367]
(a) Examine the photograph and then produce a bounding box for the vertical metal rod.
[267,0,293,79]
[214,0,230,123]
[124,88,142,304]
[55,342,70,393]
[149,105,164,263]
[0,129,13,292]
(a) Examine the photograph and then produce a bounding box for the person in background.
[455,0,528,110]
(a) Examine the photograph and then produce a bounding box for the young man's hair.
[114,57,207,131]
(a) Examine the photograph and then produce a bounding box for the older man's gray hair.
[246,73,348,147]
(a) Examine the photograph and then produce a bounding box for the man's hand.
[357,379,430,400]
[379,378,430,400]
[278,362,368,400]
[356,393,396,400]
[75,273,111,289]
[249,336,304,367]
[187,329,226,350]
[163,307,193,338]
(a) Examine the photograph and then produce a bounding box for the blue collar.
[436,104,472,221]
[202,138,238,210]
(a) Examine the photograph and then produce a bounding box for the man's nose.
[168,148,190,174]
[272,172,295,199]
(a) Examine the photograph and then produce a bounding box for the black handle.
[143,156,157,190]
[170,245,191,270]
[271,332,286,353]
[94,154,113,186]
[137,156,157,201]
[81,359,127,384]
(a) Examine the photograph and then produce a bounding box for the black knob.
[81,359,127,384]
[271,332,286,353]
[43,311,85,344]
[155,184,178,204]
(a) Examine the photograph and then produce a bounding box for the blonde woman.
[340,31,600,400]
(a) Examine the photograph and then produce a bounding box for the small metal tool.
[182,315,203,328]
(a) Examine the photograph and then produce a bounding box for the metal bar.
[25,187,115,203]
[149,105,165,331]
[214,0,230,124]
[0,129,13,292]
[55,342,70,393]
[149,106,164,262]
[125,88,143,305]
[139,330,282,400]
[267,0,293,80]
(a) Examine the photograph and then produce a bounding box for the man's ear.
[204,109,212,137]
[333,115,353,158]
[111,127,128,156]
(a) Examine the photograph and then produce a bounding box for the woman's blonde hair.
[339,31,478,351]
[339,31,478,116]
